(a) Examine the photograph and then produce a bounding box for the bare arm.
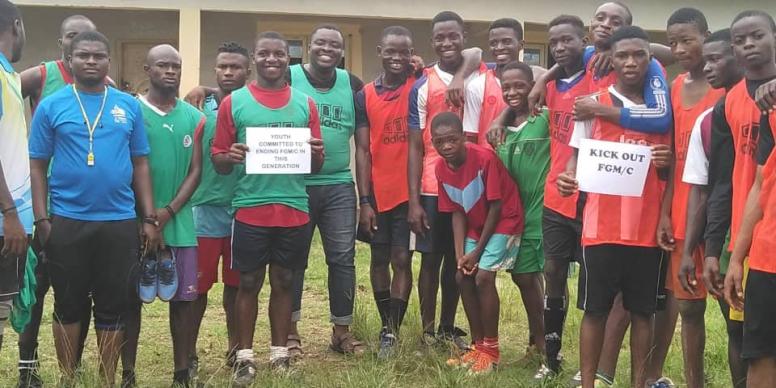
[447,47,484,108]
[132,156,161,251]
[0,160,28,256]
[725,165,765,310]
[158,126,203,227]
[355,125,372,198]
[407,130,429,235]
[650,43,675,67]
[20,66,42,103]
[452,210,467,262]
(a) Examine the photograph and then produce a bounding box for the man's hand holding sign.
[217,127,324,175]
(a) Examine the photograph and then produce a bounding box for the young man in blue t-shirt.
[28,31,160,386]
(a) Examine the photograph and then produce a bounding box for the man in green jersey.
[492,61,550,363]
[212,31,324,384]
[20,15,97,110]
[188,42,250,369]
[285,24,366,356]
[136,44,204,387]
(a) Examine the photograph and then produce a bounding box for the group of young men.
[2,0,776,387]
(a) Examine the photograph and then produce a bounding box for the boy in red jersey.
[355,25,417,357]
[723,9,776,388]
[654,9,726,388]
[432,112,523,374]
[557,26,671,388]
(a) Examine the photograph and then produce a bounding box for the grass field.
[1,235,734,387]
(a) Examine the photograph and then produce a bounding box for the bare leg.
[52,322,82,379]
[456,271,483,342]
[418,253,442,333]
[439,252,460,330]
[512,272,546,352]
[235,269,266,350]
[96,328,124,387]
[748,357,776,388]
[268,264,293,346]
[646,292,678,382]
[678,299,706,388]
[579,312,607,388]
[596,293,630,380]
[630,312,654,388]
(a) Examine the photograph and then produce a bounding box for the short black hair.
[217,41,250,60]
[608,25,650,49]
[60,15,95,36]
[609,1,633,25]
[489,18,523,41]
[705,28,732,45]
[256,31,287,46]
[431,112,463,134]
[69,30,110,55]
[501,61,534,82]
[548,14,586,37]
[667,7,708,33]
[310,23,343,40]
[732,10,776,33]
[432,11,464,29]
[0,0,21,33]
[381,25,413,42]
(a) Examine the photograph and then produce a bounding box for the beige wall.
[199,12,491,86]
[16,6,178,82]
[16,0,776,31]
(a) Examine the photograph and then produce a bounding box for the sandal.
[329,330,366,355]
[286,334,303,359]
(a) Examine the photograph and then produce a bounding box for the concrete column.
[178,7,200,96]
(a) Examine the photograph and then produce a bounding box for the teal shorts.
[511,238,544,274]
[465,234,521,272]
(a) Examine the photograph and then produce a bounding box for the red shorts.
[196,236,239,293]
[666,239,707,300]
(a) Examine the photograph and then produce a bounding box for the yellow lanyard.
[72,84,108,166]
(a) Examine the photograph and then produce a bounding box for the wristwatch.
[143,215,159,227]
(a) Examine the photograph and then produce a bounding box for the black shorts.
[578,244,665,315]
[542,206,582,262]
[411,196,454,255]
[362,202,411,249]
[46,217,140,329]
[0,237,28,299]
[742,269,776,360]
[232,220,308,272]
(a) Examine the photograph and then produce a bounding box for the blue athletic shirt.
[29,86,150,221]
[583,46,671,134]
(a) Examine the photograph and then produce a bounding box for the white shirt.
[681,107,714,186]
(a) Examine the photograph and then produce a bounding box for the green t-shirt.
[40,61,70,102]
[289,64,355,186]
[497,111,550,240]
[190,94,238,207]
[140,97,204,247]
[229,86,312,212]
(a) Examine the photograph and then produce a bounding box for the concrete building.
[14,0,776,95]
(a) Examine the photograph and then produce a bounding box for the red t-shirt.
[749,112,776,273]
[545,73,589,219]
[724,80,761,251]
[212,81,321,227]
[669,73,726,240]
[436,143,524,240]
[575,89,669,248]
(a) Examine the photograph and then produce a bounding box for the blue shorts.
[465,234,521,272]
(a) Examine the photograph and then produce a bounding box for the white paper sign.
[245,127,311,174]
[576,138,652,197]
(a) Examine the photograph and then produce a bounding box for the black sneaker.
[377,328,397,359]
[270,356,291,372]
[120,370,137,388]
[18,369,43,388]
[226,349,237,368]
[437,326,471,352]
[232,359,257,387]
